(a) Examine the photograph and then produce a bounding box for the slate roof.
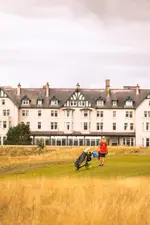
[1,85,150,109]
[31,131,135,137]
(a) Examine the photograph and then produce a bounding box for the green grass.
[1,155,150,179]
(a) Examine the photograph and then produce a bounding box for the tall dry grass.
[0,177,150,225]
[1,146,150,166]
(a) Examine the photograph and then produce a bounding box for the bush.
[4,123,32,145]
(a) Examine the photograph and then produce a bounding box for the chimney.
[17,83,21,96]
[136,84,140,95]
[76,82,80,89]
[45,82,49,97]
[105,79,110,97]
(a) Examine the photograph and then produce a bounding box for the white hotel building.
[0,79,150,147]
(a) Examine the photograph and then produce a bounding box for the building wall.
[0,92,137,146]
[19,107,135,134]
[0,97,18,144]
[136,98,150,147]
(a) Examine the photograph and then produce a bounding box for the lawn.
[1,154,150,179]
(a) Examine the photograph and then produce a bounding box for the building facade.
[0,80,150,146]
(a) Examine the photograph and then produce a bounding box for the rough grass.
[1,146,150,179]
[1,146,150,224]
[1,145,150,157]
[0,177,150,225]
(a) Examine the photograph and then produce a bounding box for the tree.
[4,123,32,145]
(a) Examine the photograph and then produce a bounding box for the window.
[146,138,150,147]
[38,110,42,116]
[81,101,85,106]
[97,100,104,106]
[51,100,58,106]
[131,138,134,146]
[130,123,134,130]
[113,123,116,130]
[144,111,150,117]
[146,122,150,131]
[66,110,70,117]
[97,111,103,117]
[66,122,70,130]
[125,100,133,107]
[22,99,30,105]
[84,122,88,130]
[144,111,147,117]
[124,123,128,130]
[125,111,133,118]
[3,110,6,116]
[113,111,116,118]
[70,101,77,106]
[0,90,7,97]
[112,100,117,107]
[51,122,58,130]
[123,138,134,146]
[2,99,5,105]
[22,110,29,116]
[51,110,58,117]
[3,121,7,128]
[38,122,41,129]
[37,100,43,105]
[96,122,103,131]
[84,111,88,117]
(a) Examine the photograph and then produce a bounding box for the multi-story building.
[0,79,150,147]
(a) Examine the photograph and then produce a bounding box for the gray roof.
[31,131,135,137]
[1,86,150,109]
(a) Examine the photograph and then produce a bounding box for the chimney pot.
[45,82,49,97]
[76,82,80,89]
[136,84,140,95]
[17,83,21,96]
[105,79,110,97]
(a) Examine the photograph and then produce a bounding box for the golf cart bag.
[74,148,92,170]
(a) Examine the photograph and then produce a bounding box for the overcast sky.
[0,0,150,89]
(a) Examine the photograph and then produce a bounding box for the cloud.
[0,0,150,88]
[0,0,150,21]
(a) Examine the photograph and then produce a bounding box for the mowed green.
[1,155,150,179]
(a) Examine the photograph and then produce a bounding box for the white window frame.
[22,110,29,117]
[97,100,104,106]
[22,99,30,105]
[125,100,133,107]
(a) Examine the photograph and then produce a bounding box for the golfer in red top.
[97,136,108,167]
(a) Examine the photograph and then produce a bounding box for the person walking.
[97,136,108,167]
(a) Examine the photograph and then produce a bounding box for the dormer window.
[51,99,58,106]
[22,99,30,105]
[147,94,150,99]
[125,100,133,107]
[37,99,43,106]
[112,100,117,107]
[0,89,7,97]
[97,100,104,106]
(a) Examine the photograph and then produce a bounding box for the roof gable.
[63,90,91,107]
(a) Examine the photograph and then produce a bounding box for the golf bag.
[74,150,92,170]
